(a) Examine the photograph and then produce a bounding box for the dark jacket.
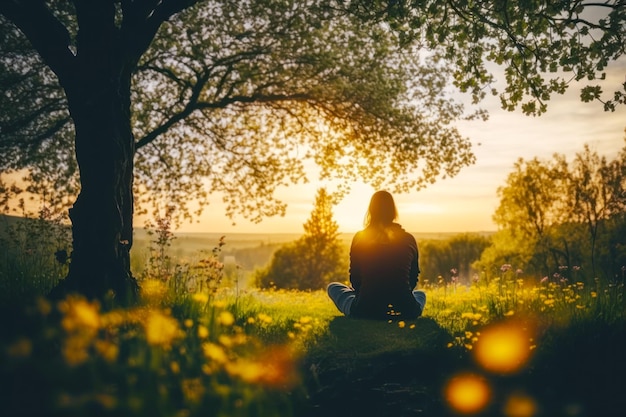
[348,223,420,320]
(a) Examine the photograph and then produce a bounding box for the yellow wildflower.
[398,321,406,329]
[140,279,167,304]
[218,335,233,347]
[59,296,101,333]
[257,313,272,324]
[63,336,89,366]
[192,293,209,304]
[144,310,181,348]
[94,339,119,363]
[197,325,209,339]
[202,342,227,363]
[217,311,235,326]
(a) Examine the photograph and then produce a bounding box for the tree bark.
[48,4,139,301]
[49,68,139,302]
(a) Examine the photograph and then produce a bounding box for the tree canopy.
[1,0,624,298]
[2,1,624,219]
[480,141,626,280]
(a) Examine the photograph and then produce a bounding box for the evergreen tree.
[256,188,346,290]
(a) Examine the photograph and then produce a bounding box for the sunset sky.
[177,59,626,235]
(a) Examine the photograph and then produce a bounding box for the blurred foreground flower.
[59,296,101,333]
[144,310,182,348]
[445,373,491,414]
[226,346,299,389]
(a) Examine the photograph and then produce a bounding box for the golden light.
[473,322,533,374]
[503,392,538,417]
[444,373,491,414]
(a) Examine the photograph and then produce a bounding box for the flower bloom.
[144,310,181,347]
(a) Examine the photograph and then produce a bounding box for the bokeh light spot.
[503,392,538,417]
[444,373,491,414]
[473,322,532,374]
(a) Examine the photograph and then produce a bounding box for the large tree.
[1,1,624,300]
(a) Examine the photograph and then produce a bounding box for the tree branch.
[0,0,76,84]
[120,0,201,66]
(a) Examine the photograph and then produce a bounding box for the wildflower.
[63,336,89,366]
[184,319,194,328]
[197,325,209,339]
[144,310,181,348]
[500,264,512,272]
[59,296,101,333]
[398,321,406,328]
[141,279,168,304]
[218,335,233,347]
[257,313,273,324]
[202,342,227,363]
[94,339,119,363]
[504,310,515,317]
[170,361,180,374]
[227,346,298,388]
[192,293,209,304]
[217,311,235,326]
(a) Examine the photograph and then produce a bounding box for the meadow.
[1,225,625,416]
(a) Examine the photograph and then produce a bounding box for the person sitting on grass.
[327,190,426,320]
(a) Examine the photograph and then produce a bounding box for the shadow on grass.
[299,316,468,417]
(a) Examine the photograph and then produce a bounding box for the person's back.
[349,223,420,319]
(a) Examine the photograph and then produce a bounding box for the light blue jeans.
[326,282,426,317]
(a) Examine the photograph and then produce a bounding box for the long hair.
[364,190,398,227]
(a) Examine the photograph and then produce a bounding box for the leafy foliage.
[347,0,626,114]
[479,140,626,281]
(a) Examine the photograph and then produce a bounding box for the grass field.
[1,220,624,416]
[1,272,625,416]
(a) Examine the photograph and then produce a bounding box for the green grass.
[1,262,625,416]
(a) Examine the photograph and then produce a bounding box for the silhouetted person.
[327,190,426,320]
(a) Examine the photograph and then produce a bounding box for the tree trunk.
[49,68,138,303]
